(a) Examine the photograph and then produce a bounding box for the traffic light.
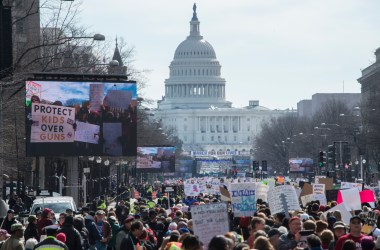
[253,160,259,171]
[343,145,351,165]
[262,160,267,171]
[327,145,336,168]
[318,151,325,167]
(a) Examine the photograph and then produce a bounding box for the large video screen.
[25,80,137,157]
[289,158,313,173]
[137,147,175,172]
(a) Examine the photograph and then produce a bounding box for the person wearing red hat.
[278,216,302,250]
[37,208,54,236]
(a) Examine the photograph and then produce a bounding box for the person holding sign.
[278,217,302,250]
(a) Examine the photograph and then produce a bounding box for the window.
[202,136,205,141]
[248,136,250,141]
[211,136,214,141]
[184,125,187,131]
[234,136,237,141]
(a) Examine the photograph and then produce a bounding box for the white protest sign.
[313,184,325,194]
[268,185,301,215]
[313,193,327,206]
[105,90,132,111]
[230,183,256,217]
[300,194,314,207]
[26,81,41,101]
[103,123,122,155]
[191,203,229,248]
[31,103,75,143]
[74,121,100,144]
[339,188,362,210]
[89,83,104,112]
[322,203,352,225]
[184,183,200,197]
[341,182,362,192]
[268,179,276,190]
[255,182,269,202]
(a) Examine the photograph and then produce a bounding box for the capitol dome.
[158,3,232,110]
[174,39,216,59]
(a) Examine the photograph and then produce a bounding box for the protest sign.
[337,188,361,210]
[220,186,231,202]
[103,123,122,155]
[313,184,325,194]
[268,185,301,215]
[318,178,334,190]
[341,182,363,192]
[300,183,313,197]
[230,183,256,217]
[26,81,41,104]
[89,84,104,112]
[300,193,327,207]
[74,121,100,144]
[300,194,314,207]
[191,203,229,248]
[104,90,132,111]
[184,183,200,197]
[31,103,75,143]
[322,203,352,225]
[255,182,269,202]
[326,189,339,202]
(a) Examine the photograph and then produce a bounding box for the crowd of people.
[1,184,380,250]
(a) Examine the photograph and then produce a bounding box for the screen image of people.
[137,147,175,172]
[25,80,137,157]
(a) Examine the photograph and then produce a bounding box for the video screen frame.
[136,146,176,173]
[25,79,137,157]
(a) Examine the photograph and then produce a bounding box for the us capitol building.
[155,4,293,156]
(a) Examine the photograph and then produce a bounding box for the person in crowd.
[120,220,144,249]
[0,229,10,248]
[320,229,334,250]
[328,221,346,250]
[94,210,111,250]
[181,234,203,250]
[84,211,102,250]
[208,235,233,250]
[57,216,83,250]
[114,216,134,250]
[12,198,25,215]
[361,236,375,250]
[37,208,54,236]
[0,210,19,234]
[73,216,90,250]
[268,228,283,249]
[34,225,68,250]
[278,216,302,250]
[25,238,38,250]
[107,215,120,250]
[307,234,323,250]
[58,213,67,226]
[1,223,24,250]
[254,235,275,250]
[56,232,66,244]
[341,239,356,250]
[24,215,39,242]
[334,216,365,250]
[247,216,266,248]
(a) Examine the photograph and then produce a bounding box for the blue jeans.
[95,241,107,250]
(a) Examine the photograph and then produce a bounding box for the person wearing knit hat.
[1,223,24,250]
[168,222,177,231]
[278,216,302,250]
[56,232,66,243]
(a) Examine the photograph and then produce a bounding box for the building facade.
[297,93,361,118]
[155,4,292,154]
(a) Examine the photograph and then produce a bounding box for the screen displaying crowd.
[137,147,176,173]
[25,80,137,157]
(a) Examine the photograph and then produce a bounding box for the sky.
[79,0,380,110]
[28,81,136,105]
